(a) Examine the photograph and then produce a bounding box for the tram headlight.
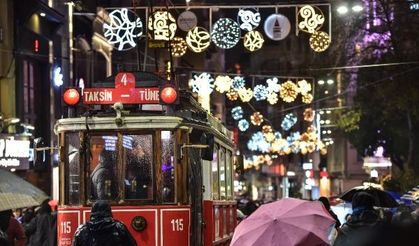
[131,216,147,232]
[63,88,81,106]
[159,84,178,104]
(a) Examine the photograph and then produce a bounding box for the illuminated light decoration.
[274,132,282,140]
[243,31,264,52]
[266,77,281,93]
[302,93,314,104]
[251,112,264,126]
[307,125,316,133]
[237,8,261,31]
[279,80,299,102]
[247,140,258,151]
[262,125,273,134]
[148,11,177,41]
[320,148,327,155]
[63,88,80,106]
[307,142,316,153]
[264,14,291,41]
[189,73,214,95]
[226,89,239,101]
[300,133,310,142]
[170,37,188,57]
[303,108,315,122]
[267,93,278,105]
[186,27,211,53]
[103,8,143,51]
[238,88,253,102]
[297,79,312,95]
[309,31,331,52]
[177,10,197,32]
[253,85,269,101]
[264,132,275,143]
[238,119,250,132]
[231,106,244,120]
[297,5,325,34]
[290,141,301,154]
[211,18,241,49]
[53,66,64,87]
[232,76,246,91]
[287,131,301,143]
[248,131,270,153]
[214,75,232,93]
[281,113,297,131]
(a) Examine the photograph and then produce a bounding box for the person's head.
[90,200,112,221]
[132,141,145,157]
[37,199,52,215]
[319,196,331,210]
[352,192,375,211]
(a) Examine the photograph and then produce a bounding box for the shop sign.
[0,135,30,170]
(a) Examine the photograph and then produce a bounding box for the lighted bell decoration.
[309,31,331,52]
[171,37,188,57]
[226,89,239,101]
[251,112,264,126]
[280,80,299,103]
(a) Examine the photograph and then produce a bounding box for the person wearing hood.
[72,200,136,246]
[24,200,56,246]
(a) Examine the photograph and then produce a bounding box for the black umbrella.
[0,169,49,211]
[340,185,399,208]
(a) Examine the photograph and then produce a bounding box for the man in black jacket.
[72,200,136,246]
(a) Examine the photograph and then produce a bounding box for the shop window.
[161,131,175,203]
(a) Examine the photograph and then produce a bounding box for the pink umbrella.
[231,198,335,246]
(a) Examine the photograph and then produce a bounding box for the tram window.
[89,135,118,200]
[123,134,153,200]
[219,148,226,200]
[211,145,219,200]
[66,132,80,205]
[226,150,232,199]
[161,131,175,203]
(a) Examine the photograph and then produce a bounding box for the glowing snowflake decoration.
[302,93,313,104]
[148,11,177,41]
[211,18,241,49]
[103,8,143,51]
[238,9,261,31]
[254,85,269,101]
[262,125,273,134]
[281,113,297,131]
[214,75,232,93]
[232,76,246,91]
[264,132,275,143]
[226,89,239,101]
[231,106,244,120]
[297,79,312,95]
[189,73,214,95]
[248,131,270,153]
[287,131,301,144]
[280,80,299,103]
[267,93,278,105]
[266,77,281,93]
[274,131,282,140]
[238,88,253,102]
[251,112,264,126]
[238,119,250,132]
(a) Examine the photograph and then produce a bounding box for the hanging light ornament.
[297,5,325,34]
[287,131,301,143]
[302,93,314,104]
[211,18,241,49]
[264,14,291,41]
[237,8,261,31]
[232,76,246,91]
[226,89,239,101]
[267,93,278,105]
[189,73,214,95]
[304,108,315,122]
[266,77,281,93]
[254,85,269,101]
[264,132,276,143]
[186,27,211,53]
[231,106,244,120]
[214,75,232,93]
[262,125,273,134]
[251,112,264,126]
[170,37,188,57]
[243,31,264,52]
[279,80,299,102]
[238,88,253,102]
[238,119,250,132]
[297,79,312,95]
[281,113,298,131]
[309,31,331,52]
[148,11,177,41]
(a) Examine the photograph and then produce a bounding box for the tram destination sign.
[83,72,160,105]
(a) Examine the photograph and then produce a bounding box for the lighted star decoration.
[211,18,241,49]
[148,11,177,41]
[238,119,250,132]
[186,27,211,53]
[298,5,325,34]
[266,77,281,93]
[280,80,299,103]
[302,93,313,104]
[103,8,143,51]
[303,108,315,122]
[231,106,244,120]
[309,31,331,52]
[189,73,214,95]
[267,93,278,105]
[251,112,264,126]
[226,89,239,101]
[238,88,253,102]
[254,85,269,101]
[171,37,188,57]
[243,31,264,52]
[232,76,246,91]
[297,79,312,95]
[281,113,297,131]
[214,75,232,93]
[238,8,261,31]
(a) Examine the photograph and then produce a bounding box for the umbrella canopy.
[340,186,398,208]
[0,169,49,211]
[231,198,336,246]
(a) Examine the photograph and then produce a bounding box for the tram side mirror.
[200,133,214,161]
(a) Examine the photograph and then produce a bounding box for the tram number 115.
[170,219,184,231]
[60,221,72,234]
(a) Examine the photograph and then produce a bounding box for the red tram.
[55,72,236,246]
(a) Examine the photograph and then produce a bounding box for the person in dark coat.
[72,200,136,246]
[0,210,26,246]
[318,197,341,228]
[91,152,117,200]
[24,200,56,246]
